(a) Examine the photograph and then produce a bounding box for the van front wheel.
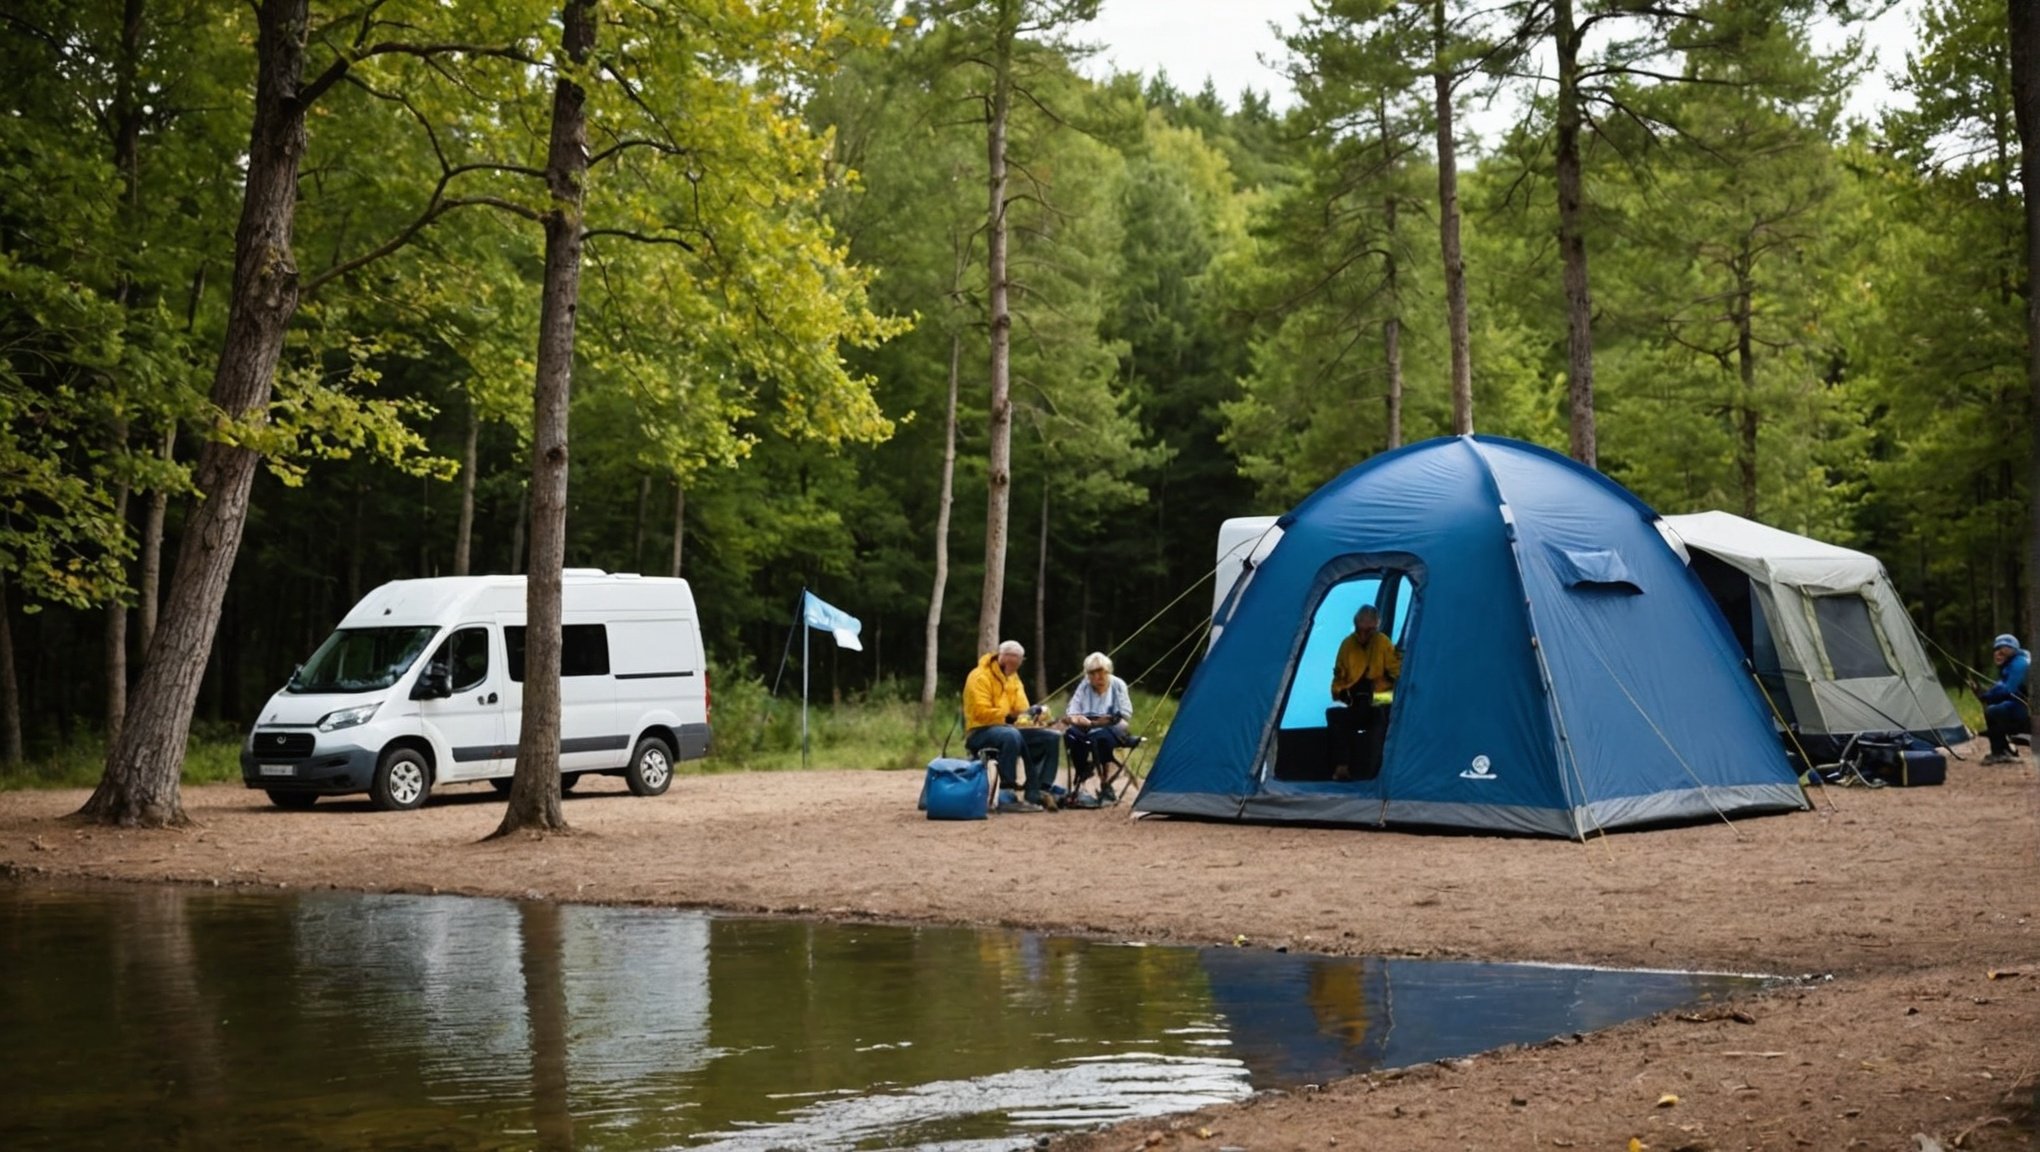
[626,736,674,797]
[372,748,432,811]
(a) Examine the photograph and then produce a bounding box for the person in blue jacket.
[1977,633,2030,764]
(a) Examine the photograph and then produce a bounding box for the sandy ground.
[3,739,2037,1151]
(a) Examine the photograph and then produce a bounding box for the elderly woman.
[1064,652,1134,802]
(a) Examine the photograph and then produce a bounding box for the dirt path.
[4,740,2036,1150]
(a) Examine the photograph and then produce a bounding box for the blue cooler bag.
[922,757,990,820]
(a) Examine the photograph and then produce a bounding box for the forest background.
[0,0,2030,780]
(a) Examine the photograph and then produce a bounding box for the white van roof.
[338,571,695,628]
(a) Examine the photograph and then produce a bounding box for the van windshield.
[286,627,439,695]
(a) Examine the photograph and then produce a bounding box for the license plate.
[258,764,295,778]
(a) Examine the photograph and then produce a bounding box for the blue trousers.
[1064,724,1129,778]
[1985,699,2031,755]
[965,725,1060,799]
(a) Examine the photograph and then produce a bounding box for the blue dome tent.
[1135,435,1807,838]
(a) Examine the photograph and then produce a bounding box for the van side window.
[504,624,611,682]
[427,627,490,693]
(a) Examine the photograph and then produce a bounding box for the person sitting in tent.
[1064,652,1134,803]
[964,640,1060,811]
[1328,605,1400,782]
[1977,633,2031,765]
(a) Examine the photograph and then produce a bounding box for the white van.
[241,570,711,810]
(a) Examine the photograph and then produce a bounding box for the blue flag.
[802,591,863,651]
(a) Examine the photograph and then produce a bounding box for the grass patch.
[697,668,1179,777]
[0,721,246,791]
[1948,685,1985,734]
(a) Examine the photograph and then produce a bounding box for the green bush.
[0,721,245,792]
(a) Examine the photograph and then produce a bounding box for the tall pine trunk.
[1033,483,1048,701]
[2009,0,2040,688]
[101,0,145,744]
[493,0,595,839]
[1553,0,1597,466]
[922,331,961,719]
[0,575,21,765]
[453,397,479,575]
[1383,206,1404,451]
[82,0,313,827]
[1378,94,1404,450]
[1434,0,1473,435]
[104,434,131,744]
[669,481,685,577]
[138,425,173,659]
[633,474,650,571]
[1734,264,1759,520]
[975,2,1016,658]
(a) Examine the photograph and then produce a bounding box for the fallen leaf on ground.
[1657,1094,1680,1108]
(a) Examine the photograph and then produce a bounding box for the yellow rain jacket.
[1330,630,1400,699]
[963,653,1030,730]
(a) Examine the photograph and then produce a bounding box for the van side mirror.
[413,667,452,700]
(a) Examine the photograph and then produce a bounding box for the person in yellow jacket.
[963,640,1061,811]
[1326,605,1399,782]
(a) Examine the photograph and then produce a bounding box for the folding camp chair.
[1064,732,1144,808]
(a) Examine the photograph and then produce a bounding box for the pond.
[0,882,1771,1150]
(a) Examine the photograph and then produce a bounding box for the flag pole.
[801,588,811,772]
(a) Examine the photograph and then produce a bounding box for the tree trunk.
[102,0,145,744]
[0,575,21,765]
[1434,0,1473,436]
[975,3,1016,658]
[669,481,685,578]
[921,331,962,719]
[1553,0,1597,466]
[493,0,595,840]
[453,396,479,575]
[1375,92,1404,451]
[1383,195,1404,451]
[1734,267,1759,520]
[1033,482,1048,702]
[2008,0,2040,714]
[512,484,528,574]
[105,425,132,745]
[633,473,650,572]
[138,425,174,658]
[81,0,313,827]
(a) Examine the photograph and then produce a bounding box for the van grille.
[254,731,316,758]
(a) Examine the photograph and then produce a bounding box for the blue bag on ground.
[922,757,990,820]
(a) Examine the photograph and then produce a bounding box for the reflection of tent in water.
[1662,511,1967,760]
[1199,949,1760,1086]
[1139,435,1807,838]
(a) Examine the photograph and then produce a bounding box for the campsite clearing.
[1,743,2034,1150]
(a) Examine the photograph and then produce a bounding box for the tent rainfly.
[1661,511,1967,759]
[1137,435,1807,838]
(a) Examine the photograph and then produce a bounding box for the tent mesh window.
[1811,594,1895,680]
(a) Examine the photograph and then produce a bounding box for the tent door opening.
[1266,568,1416,786]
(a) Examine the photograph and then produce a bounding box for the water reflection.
[0,883,1768,1151]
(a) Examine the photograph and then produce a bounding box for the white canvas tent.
[1662,511,1966,756]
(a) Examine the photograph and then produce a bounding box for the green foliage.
[0,723,243,791]
[0,0,2031,749]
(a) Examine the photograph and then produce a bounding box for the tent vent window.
[1812,595,1894,680]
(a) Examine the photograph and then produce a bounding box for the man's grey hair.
[1083,651,1113,674]
[1354,605,1381,621]
[997,640,1026,658]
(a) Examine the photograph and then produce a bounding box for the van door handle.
[482,693,498,705]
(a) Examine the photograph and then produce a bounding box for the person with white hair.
[1064,652,1134,803]
[963,640,1060,811]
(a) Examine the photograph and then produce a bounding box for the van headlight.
[317,704,381,732]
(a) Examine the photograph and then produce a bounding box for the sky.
[1082,0,1925,134]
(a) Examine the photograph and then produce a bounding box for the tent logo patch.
[1460,755,1497,781]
